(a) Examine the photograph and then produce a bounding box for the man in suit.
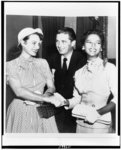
[47,27,86,133]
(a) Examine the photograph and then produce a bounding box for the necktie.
[62,58,67,74]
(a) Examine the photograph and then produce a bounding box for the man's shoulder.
[51,52,60,58]
[73,50,86,57]
[48,53,60,62]
[71,50,87,69]
[73,50,87,62]
[46,52,60,68]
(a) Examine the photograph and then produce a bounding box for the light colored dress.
[6,55,58,133]
[67,57,117,133]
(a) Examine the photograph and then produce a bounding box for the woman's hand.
[42,96,61,107]
[72,103,101,124]
[43,92,54,97]
[53,93,67,107]
[42,93,67,107]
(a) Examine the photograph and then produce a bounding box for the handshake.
[42,92,67,107]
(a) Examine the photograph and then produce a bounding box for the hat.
[18,27,43,45]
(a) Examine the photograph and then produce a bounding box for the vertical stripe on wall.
[76,17,93,51]
[107,17,116,59]
[41,16,65,59]
[37,16,43,58]
[7,15,33,61]
[33,16,38,28]
[64,17,77,33]
[32,16,43,58]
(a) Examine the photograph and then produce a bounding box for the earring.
[82,46,85,50]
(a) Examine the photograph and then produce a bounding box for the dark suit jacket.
[47,50,87,99]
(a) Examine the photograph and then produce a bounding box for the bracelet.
[64,99,69,106]
[45,92,54,96]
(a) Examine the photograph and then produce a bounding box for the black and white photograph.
[1,1,120,148]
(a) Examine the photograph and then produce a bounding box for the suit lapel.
[68,51,77,73]
[56,54,61,70]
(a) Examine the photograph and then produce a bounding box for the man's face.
[56,33,73,56]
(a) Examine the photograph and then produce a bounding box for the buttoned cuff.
[64,97,80,110]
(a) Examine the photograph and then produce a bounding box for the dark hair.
[23,32,43,42]
[57,27,76,41]
[81,29,107,66]
[81,29,104,47]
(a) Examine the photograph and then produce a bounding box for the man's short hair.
[57,27,76,41]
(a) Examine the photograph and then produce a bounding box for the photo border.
[1,0,120,149]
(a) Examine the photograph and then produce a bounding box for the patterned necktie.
[62,58,67,74]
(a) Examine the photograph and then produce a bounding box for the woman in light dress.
[64,30,117,133]
[6,27,58,133]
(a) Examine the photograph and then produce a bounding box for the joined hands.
[42,92,67,107]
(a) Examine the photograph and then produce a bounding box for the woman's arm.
[64,86,81,109]
[64,70,82,109]
[8,77,49,102]
[42,59,56,97]
[97,101,115,115]
[98,63,117,115]
[43,79,56,97]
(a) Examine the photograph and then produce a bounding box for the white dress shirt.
[61,51,73,69]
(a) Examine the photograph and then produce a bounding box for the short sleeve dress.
[6,55,58,133]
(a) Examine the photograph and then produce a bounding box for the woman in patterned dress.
[64,30,117,133]
[6,27,58,133]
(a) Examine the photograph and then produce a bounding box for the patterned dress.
[6,55,58,133]
[68,57,117,133]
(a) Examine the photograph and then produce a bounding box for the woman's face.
[84,34,102,58]
[22,34,42,57]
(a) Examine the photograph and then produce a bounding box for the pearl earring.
[82,46,85,50]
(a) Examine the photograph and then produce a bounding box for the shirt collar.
[61,50,73,61]
[18,55,34,69]
[86,57,103,73]
[61,51,73,69]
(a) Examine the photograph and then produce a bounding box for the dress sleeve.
[42,59,53,81]
[106,63,117,104]
[65,70,81,109]
[6,61,18,84]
